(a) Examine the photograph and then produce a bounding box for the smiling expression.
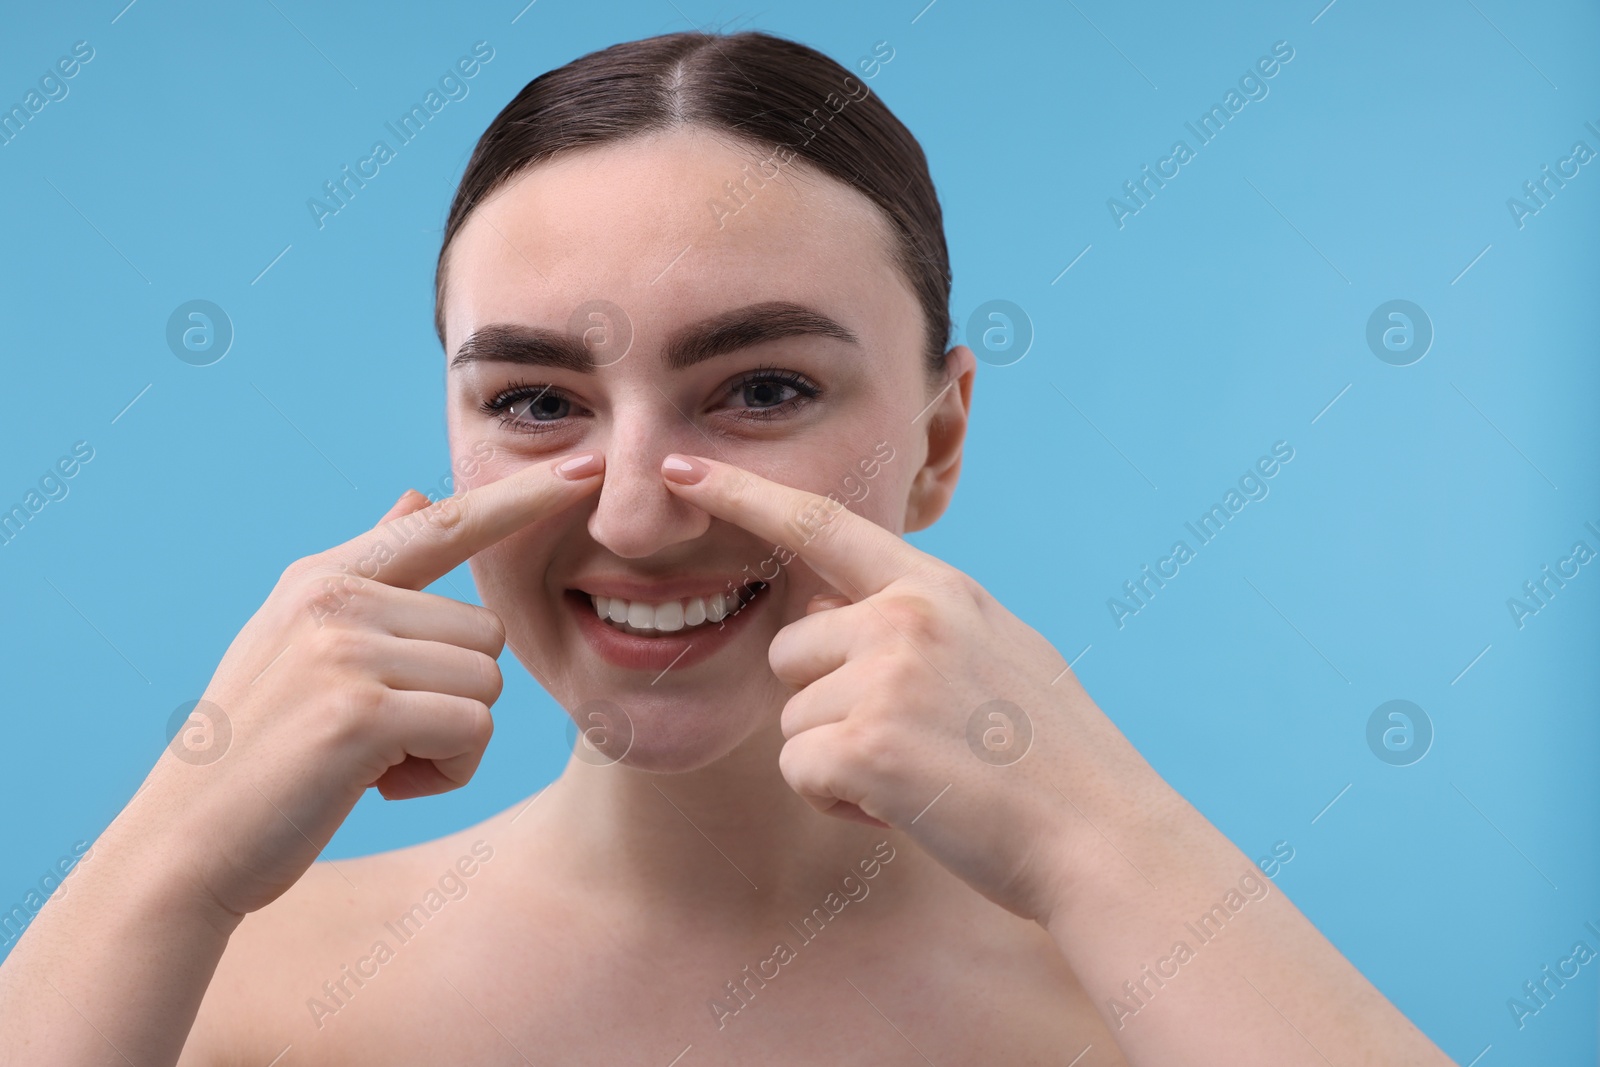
[438,126,963,772]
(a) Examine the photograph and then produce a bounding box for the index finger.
[659,452,928,601]
[325,450,604,591]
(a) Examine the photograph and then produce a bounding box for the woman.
[0,30,1452,1065]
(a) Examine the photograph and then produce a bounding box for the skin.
[0,127,1454,1066]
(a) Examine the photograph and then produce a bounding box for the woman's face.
[440,126,969,772]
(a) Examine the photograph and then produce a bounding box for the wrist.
[1029,691,1194,931]
[97,775,250,939]
[1034,784,1184,935]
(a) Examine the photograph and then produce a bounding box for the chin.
[617,712,766,774]
[564,684,779,774]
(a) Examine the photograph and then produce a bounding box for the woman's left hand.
[660,452,1156,926]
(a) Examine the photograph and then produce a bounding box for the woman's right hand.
[140,449,604,922]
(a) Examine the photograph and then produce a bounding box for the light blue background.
[2,0,1597,1059]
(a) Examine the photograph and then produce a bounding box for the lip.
[565,583,769,674]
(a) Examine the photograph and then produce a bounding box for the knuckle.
[463,700,495,748]
[767,629,803,683]
[776,692,809,738]
[721,471,755,513]
[335,579,379,620]
[776,735,805,786]
[280,554,321,584]
[288,570,353,625]
[875,652,924,694]
[313,624,370,668]
[470,652,504,702]
[325,678,386,741]
[770,660,806,693]
[478,606,508,648]
[777,732,835,796]
[875,593,942,644]
[844,717,899,777]
[422,494,468,538]
[789,495,846,550]
[935,565,983,603]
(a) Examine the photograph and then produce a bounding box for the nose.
[586,410,712,558]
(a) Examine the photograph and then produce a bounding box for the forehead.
[440,127,914,352]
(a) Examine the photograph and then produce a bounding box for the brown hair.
[433,30,952,382]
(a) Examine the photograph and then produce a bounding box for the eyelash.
[479,365,823,432]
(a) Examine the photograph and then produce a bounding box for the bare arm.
[655,452,1455,1065]
[0,457,603,1065]
[1038,677,1450,1065]
[0,775,243,1065]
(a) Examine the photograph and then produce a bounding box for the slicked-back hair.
[433,31,952,382]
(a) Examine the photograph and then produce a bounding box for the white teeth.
[585,589,754,633]
[654,600,684,632]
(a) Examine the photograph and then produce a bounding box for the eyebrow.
[449,300,859,373]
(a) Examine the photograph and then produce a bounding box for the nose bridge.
[588,399,710,558]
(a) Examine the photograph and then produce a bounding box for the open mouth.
[574,581,769,638]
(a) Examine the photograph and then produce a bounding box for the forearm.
[1041,691,1450,1065]
[0,795,241,1066]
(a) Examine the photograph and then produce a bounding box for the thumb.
[378,488,432,525]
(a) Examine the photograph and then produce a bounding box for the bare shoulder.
[178,818,502,1066]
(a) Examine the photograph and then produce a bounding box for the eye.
[722,367,822,420]
[480,381,583,432]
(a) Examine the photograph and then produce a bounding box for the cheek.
[453,452,579,595]
[753,440,912,534]
[469,521,569,613]
[848,471,910,534]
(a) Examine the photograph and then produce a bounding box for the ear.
[904,345,976,533]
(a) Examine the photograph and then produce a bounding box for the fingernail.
[662,454,708,485]
[554,450,604,479]
[805,594,850,616]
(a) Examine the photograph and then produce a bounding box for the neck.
[531,719,904,921]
